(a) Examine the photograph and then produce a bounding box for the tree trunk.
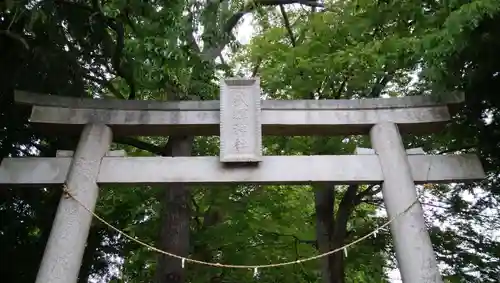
[330,253,345,283]
[314,185,336,283]
[155,136,194,283]
[314,185,358,283]
[331,185,358,283]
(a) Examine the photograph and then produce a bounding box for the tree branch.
[191,196,202,230]
[354,184,382,204]
[114,137,164,155]
[0,30,29,49]
[367,72,393,98]
[218,55,234,77]
[332,185,359,243]
[186,11,201,54]
[333,76,349,99]
[106,19,136,100]
[83,74,125,99]
[361,198,384,208]
[88,0,136,100]
[279,5,296,47]
[202,0,323,61]
[259,230,317,247]
[251,58,262,77]
[258,0,323,7]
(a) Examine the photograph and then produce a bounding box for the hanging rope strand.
[63,184,418,270]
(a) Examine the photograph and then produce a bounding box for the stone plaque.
[220,78,262,162]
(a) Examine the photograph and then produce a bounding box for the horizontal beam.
[15,91,463,136]
[15,91,464,111]
[27,105,451,136]
[355,147,425,155]
[56,150,126,157]
[0,155,484,186]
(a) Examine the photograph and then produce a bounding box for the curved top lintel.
[14,90,464,111]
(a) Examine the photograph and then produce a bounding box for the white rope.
[63,184,418,270]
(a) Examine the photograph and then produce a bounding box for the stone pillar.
[370,122,443,283]
[35,124,112,283]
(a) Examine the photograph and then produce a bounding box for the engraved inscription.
[232,91,249,120]
[220,78,262,162]
[232,123,249,152]
[231,90,250,152]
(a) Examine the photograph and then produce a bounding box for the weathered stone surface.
[35,124,112,283]
[56,150,126,157]
[14,90,463,136]
[355,147,425,155]
[0,155,484,185]
[15,90,464,110]
[220,78,262,162]
[27,105,451,136]
[370,122,443,283]
[0,157,72,185]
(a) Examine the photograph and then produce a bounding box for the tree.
[414,2,500,281]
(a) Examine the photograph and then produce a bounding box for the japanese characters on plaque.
[220,78,262,163]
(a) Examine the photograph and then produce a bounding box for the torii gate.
[0,78,485,283]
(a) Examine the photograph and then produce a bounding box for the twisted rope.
[63,184,418,270]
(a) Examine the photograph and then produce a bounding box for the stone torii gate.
[0,78,485,283]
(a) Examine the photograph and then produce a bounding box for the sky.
[234,14,255,45]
